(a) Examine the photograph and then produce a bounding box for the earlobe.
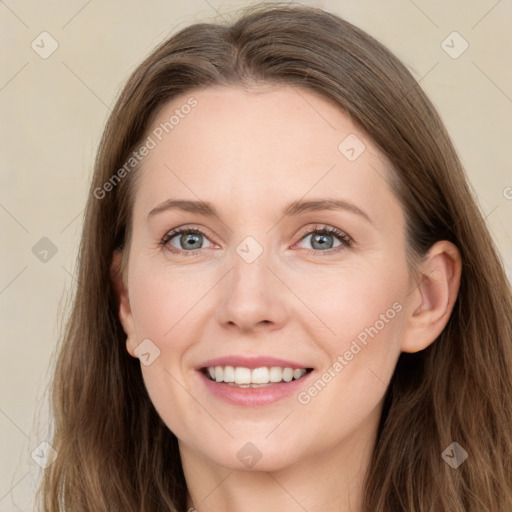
[401,241,462,353]
[110,250,138,357]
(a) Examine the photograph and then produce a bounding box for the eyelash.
[159,224,353,256]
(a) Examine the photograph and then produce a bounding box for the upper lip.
[196,356,314,370]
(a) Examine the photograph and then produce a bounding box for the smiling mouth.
[201,366,314,387]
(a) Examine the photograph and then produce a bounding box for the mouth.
[201,365,314,388]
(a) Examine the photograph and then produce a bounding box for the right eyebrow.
[148,199,218,220]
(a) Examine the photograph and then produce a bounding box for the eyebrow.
[148,198,372,224]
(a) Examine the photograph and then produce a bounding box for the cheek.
[291,260,406,417]
[284,253,407,347]
[291,301,404,457]
[128,259,214,342]
[127,266,209,441]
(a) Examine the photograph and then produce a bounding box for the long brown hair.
[37,3,512,511]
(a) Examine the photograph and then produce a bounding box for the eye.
[294,225,352,253]
[160,227,215,255]
[160,224,352,256]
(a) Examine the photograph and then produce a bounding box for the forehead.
[132,84,399,226]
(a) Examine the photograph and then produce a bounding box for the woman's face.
[119,84,417,472]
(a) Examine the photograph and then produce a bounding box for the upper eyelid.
[296,224,350,239]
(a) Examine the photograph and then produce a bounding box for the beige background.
[1,0,511,510]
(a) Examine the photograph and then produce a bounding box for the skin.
[112,85,461,512]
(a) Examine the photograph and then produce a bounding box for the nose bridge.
[231,234,272,307]
[216,233,287,331]
[232,238,268,291]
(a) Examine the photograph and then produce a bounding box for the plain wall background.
[1,1,511,509]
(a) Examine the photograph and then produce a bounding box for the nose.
[215,245,289,334]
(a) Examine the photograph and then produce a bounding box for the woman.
[37,3,512,511]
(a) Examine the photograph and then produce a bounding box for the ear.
[400,240,462,353]
[110,250,138,358]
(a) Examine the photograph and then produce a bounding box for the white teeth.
[269,366,283,382]
[223,365,235,382]
[251,367,269,384]
[204,365,309,385]
[282,368,294,382]
[293,368,303,380]
[234,367,251,384]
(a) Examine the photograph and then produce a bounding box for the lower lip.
[199,370,314,407]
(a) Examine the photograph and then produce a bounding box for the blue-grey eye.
[163,228,216,253]
[171,231,204,250]
[297,229,346,251]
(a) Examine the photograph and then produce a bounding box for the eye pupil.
[311,232,333,250]
[182,233,202,250]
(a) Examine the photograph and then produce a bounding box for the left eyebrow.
[147,197,372,224]
[281,198,373,224]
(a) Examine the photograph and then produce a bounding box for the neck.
[181,419,378,512]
